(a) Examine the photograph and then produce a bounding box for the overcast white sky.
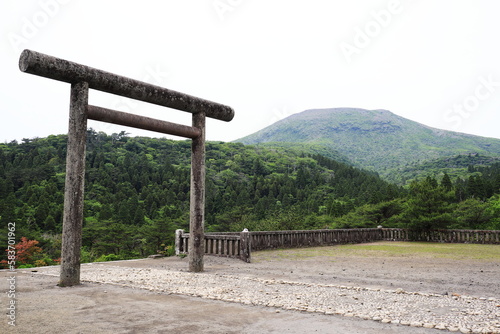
[1,0,500,143]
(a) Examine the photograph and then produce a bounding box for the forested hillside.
[0,130,399,265]
[333,169,500,231]
[386,153,500,185]
[2,130,499,267]
[237,108,500,178]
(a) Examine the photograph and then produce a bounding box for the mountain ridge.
[236,108,500,176]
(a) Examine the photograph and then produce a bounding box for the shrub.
[95,253,122,262]
[158,243,175,257]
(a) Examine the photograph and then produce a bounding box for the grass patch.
[253,241,500,262]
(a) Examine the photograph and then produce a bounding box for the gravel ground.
[32,263,500,333]
[1,243,499,333]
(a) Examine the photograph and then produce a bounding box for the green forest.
[1,131,500,267]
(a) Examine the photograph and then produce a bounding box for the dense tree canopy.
[0,131,400,263]
[333,173,500,231]
[1,131,499,265]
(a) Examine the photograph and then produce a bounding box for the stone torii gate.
[19,49,234,286]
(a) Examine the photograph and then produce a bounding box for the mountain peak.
[236,108,500,175]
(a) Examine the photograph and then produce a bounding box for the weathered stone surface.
[37,263,500,334]
[148,254,165,259]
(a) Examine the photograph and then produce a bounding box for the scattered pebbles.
[35,264,500,333]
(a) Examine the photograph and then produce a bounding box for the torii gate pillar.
[19,49,234,285]
[60,81,89,286]
[189,111,206,272]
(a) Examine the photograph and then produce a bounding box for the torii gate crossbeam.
[19,49,234,286]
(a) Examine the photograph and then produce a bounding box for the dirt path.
[109,242,500,298]
[1,271,444,334]
[1,243,498,334]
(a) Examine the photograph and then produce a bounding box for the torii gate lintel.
[19,49,234,286]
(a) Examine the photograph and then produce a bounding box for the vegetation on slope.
[384,153,500,185]
[0,130,399,265]
[2,127,499,267]
[237,108,500,178]
[334,173,500,231]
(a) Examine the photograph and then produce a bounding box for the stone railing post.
[175,229,184,255]
[240,230,251,263]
